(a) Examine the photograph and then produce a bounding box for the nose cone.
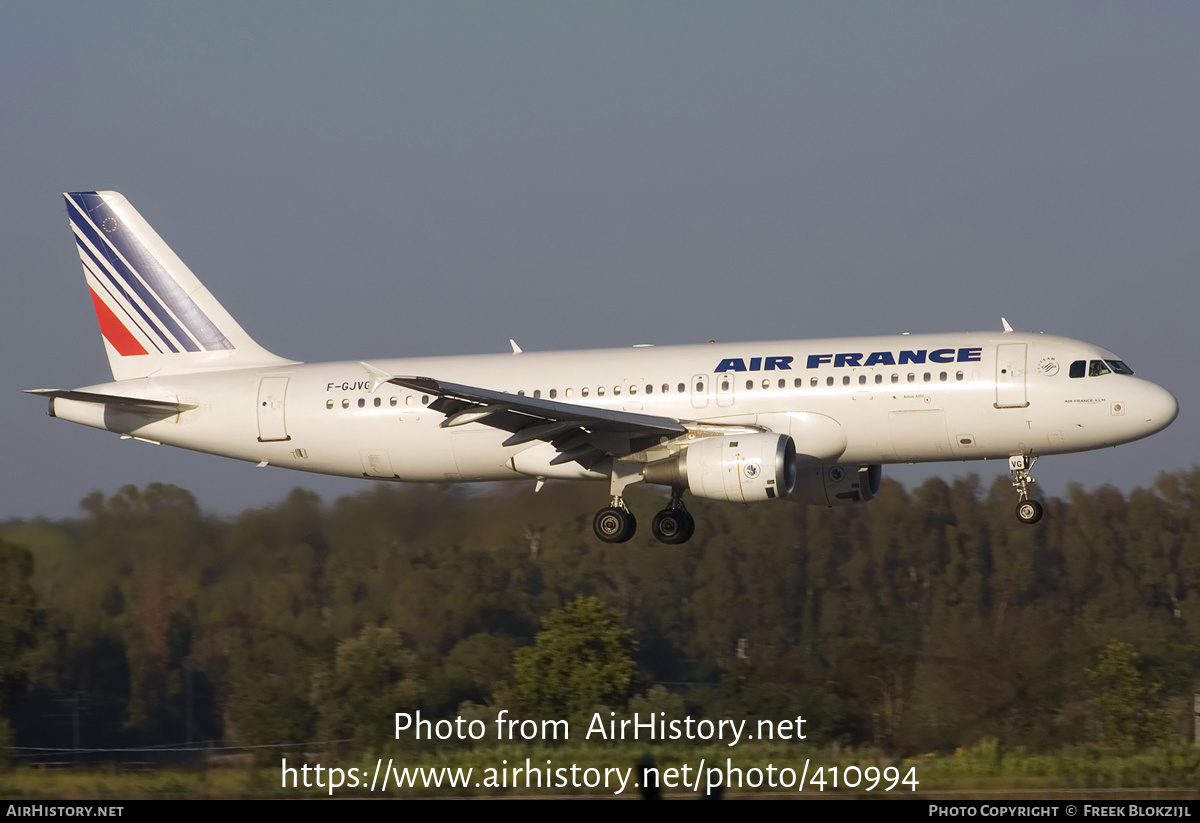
[1142,382,1179,436]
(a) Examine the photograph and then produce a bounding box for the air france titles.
[713,348,982,373]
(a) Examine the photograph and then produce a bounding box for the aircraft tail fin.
[64,191,295,381]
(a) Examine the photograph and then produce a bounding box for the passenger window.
[566,388,574,398]
[549,389,557,399]
[763,379,771,389]
[390,397,398,406]
[859,375,866,385]
[875,374,883,384]
[746,380,754,390]
[629,385,637,395]
[810,377,818,387]
[405,396,413,406]
[677,383,686,393]
[956,371,964,381]
[778,379,786,389]
[842,376,850,386]
[342,399,350,409]
[891,374,899,384]
[1069,360,1086,378]
[721,379,730,391]
[795,378,802,388]
[907,374,915,383]
[374,396,381,407]
[1089,360,1112,377]
[826,376,834,387]
[533,390,541,398]
[613,386,621,396]
[357,398,366,408]
[646,385,653,394]
[940,372,947,381]
[421,395,429,405]
[582,388,589,397]
[326,399,333,410]
[598,387,606,396]
[923,372,931,383]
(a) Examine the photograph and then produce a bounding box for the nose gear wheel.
[1009,455,1042,525]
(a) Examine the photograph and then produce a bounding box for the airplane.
[28,191,1179,544]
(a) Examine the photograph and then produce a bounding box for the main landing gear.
[1010,454,1044,524]
[651,489,695,545]
[594,505,637,543]
[592,494,696,544]
[593,462,696,544]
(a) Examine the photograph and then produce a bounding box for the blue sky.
[4,3,1198,519]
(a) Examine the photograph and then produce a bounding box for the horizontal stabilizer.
[24,388,197,413]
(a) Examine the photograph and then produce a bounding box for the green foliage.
[424,632,517,714]
[224,633,315,764]
[311,626,421,751]
[3,467,1200,763]
[629,684,685,719]
[513,596,637,722]
[0,540,38,678]
[1086,640,1172,748]
[0,717,12,770]
[0,540,41,755]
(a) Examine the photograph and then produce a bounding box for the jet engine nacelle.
[791,464,882,506]
[643,433,797,502]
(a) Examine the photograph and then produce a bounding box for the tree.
[225,633,316,764]
[1086,640,1171,748]
[0,541,38,680]
[514,597,637,722]
[0,540,40,767]
[311,626,421,751]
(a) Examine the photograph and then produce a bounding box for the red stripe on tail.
[89,287,148,356]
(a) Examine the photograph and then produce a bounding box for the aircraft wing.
[388,376,687,470]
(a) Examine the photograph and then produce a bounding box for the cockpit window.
[1071,359,1132,378]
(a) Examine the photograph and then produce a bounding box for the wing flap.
[389,376,686,435]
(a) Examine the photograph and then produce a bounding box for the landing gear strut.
[594,461,642,543]
[651,488,695,544]
[1009,454,1044,524]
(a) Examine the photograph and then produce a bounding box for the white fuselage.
[48,330,1178,486]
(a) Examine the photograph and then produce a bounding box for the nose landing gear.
[1010,454,1044,524]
